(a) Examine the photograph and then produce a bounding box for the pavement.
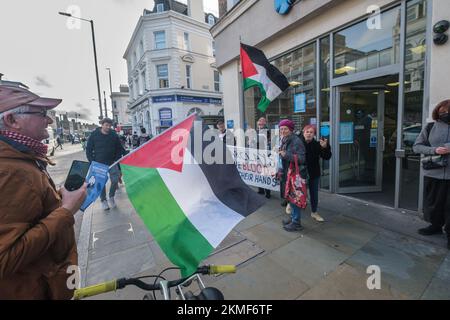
[75,178,450,300]
[46,143,87,243]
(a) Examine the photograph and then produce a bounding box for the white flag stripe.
[248,63,283,101]
[157,150,244,248]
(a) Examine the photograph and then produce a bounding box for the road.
[47,143,87,243]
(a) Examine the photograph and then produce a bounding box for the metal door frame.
[333,86,385,194]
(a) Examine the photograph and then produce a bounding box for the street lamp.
[106,67,113,109]
[58,11,103,120]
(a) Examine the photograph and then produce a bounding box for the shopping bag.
[284,154,308,209]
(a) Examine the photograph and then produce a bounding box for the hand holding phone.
[60,183,88,215]
[64,160,90,191]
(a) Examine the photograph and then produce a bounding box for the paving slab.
[240,217,303,252]
[306,215,380,255]
[346,232,447,299]
[211,254,310,300]
[299,263,410,300]
[267,234,350,287]
[421,253,450,300]
[86,243,156,286]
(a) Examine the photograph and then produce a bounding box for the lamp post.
[58,11,103,120]
[106,67,113,110]
[103,90,108,119]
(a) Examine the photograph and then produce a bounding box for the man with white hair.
[0,84,87,299]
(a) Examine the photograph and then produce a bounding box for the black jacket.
[302,137,332,179]
[86,128,126,165]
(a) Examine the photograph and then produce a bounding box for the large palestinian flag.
[119,115,265,277]
[240,43,290,112]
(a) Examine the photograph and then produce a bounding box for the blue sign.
[151,95,222,105]
[152,95,176,103]
[275,0,295,15]
[227,120,234,129]
[320,125,330,137]
[294,93,306,113]
[339,122,354,144]
[80,162,110,212]
[370,129,378,148]
[159,108,173,127]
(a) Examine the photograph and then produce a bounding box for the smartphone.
[64,160,90,191]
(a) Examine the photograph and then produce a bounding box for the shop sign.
[294,93,306,113]
[370,129,378,148]
[275,0,296,15]
[339,122,354,144]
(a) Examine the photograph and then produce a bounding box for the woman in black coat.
[301,125,332,222]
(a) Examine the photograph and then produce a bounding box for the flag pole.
[109,113,197,169]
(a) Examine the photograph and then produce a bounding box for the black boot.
[281,199,288,207]
[282,217,292,226]
[283,221,303,232]
[418,225,443,236]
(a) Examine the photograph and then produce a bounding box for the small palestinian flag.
[240,43,290,112]
[120,115,265,277]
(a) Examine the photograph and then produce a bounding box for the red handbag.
[284,154,308,209]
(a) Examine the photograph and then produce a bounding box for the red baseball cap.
[0,85,62,113]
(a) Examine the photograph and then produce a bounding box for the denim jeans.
[100,165,121,201]
[308,177,320,213]
[290,203,302,224]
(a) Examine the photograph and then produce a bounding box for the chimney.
[187,0,204,22]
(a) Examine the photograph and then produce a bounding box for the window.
[212,41,216,57]
[134,51,138,65]
[186,65,192,89]
[407,5,419,21]
[141,70,148,91]
[187,107,203,116]
[184,32,190,51]
[113,101,117,110]
[214,70,220,92]
[333,6,401,77]
[156,3,164,13]
[139,40,144,56]
[135,78,141,96]
[157,64,169,88]
[208,15,215,26]
[154,31,166,49]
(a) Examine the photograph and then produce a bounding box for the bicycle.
[73,265,236,300]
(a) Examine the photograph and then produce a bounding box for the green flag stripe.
[121,164,214,277]
[243,78,271,112]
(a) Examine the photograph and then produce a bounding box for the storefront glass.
[399,0,427,211]
[320,36,331,190]
[333,6,401,78]
[244,43,317,133]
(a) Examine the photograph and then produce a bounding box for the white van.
[43,128,57,156]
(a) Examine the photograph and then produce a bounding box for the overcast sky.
[0,0,218,123]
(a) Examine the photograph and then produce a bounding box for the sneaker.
[311,212,325,222]
[282,217,292,226]
[283,222,303,232]
[418,225,442,236]
[109,197,117,209]
[101,200,110,211]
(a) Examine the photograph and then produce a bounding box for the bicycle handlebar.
[73,265,236,300]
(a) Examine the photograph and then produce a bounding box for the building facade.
[124,0,223,136]
[111,85,132,134]
[211,0,450,214]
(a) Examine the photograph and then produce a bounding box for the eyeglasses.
[16,110,48,117]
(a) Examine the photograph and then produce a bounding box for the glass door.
[335,87,385,193]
